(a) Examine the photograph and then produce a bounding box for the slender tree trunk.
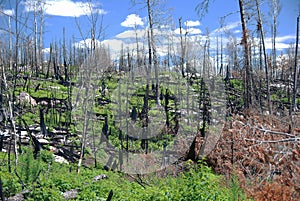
[179,18,186,77]
[291,14,300,112]
[269,0,281,79]
[34,5,39,76]
[255,0,272,114]
[206,31,211,76]
[147,0,159,104]
[135,24,140,74]
[63,27,69,82]
[216,35,219,75]
[9,16,13,70]
[271,19,276,79]
[238,0,252,109]
[140,30,152,154]
[39,4,44,75]
[203,40,207,76]
[220,34,223,76]
[77,106,89,174]
[2,65,18,169]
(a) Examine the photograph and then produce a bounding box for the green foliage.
[17,147,42,186]
[111,162,244,201]
[39,150,54,164]
[229,172,246,201]
[230,79,243,90]
[0,174,21,197]
[0,150,246,200]
[19,111,38,126]
[26,186,65,201]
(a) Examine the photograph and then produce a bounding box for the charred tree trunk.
[147,0,159,104]
[238,0,252,109]
[2,65,18,171]
[255,0,272,114]
[39,108,48,137]
[179,18,186,78]
[184,134,204,162]
[46,43,52,78]
[291,14,300,112]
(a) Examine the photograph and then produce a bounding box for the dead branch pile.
[207,112,300,200]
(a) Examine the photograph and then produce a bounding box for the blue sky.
[0,0,299,58]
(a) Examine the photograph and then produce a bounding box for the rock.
[49,86,60,90]
[18,92,37,107]
[54,155,69,164]
[49,146,57,152]
[7,193,24,201]
[20,131,27,137]
[39,100,48,106]
[93,174,108,181]
[63,189,78,200]
[37,138,50,144]
[6,190,30,201]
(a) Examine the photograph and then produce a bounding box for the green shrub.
[39,150,54,164]
[17,146,42,186]
[27,186,65,201]
[0,175,21,197]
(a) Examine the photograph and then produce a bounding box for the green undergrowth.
[0,150,246,201]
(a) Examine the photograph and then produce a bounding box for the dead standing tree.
[131,0,171,104]
[1,64,18,172]
[146,0,160,104]
[0,0,33,172]
[268,0,281,79]
[255,0,272,114]
[196,0,253,109]
[179,17,187,78]
[238,0,252,109]
[291,13,299,113]
[73,0,107,173]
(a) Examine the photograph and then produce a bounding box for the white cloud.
[0,9,14,16]
[116,28,171,39]
[174,27,202,35]
[211,21,240,35]
[102,39,144,59]
[185,20,200,27]
[121,14,144,28]
[43,47,51,54]
[186,28,202,35]
[102,39,124,50]
[73,38,102,49]
[24,0,106,17]
[72,18,295,61]
[72,38,123,58]
[116,29,147,39]
[233,30,241,34]
[268,42,291,50]
[275,35,295,43]
[264,35,295,50]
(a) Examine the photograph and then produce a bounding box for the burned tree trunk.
[255,0,272,114]
[147,0,160,104]
[291,14,300,112]
[184,134,204,162]
[238,0,252,109]
[39,108,48,137]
